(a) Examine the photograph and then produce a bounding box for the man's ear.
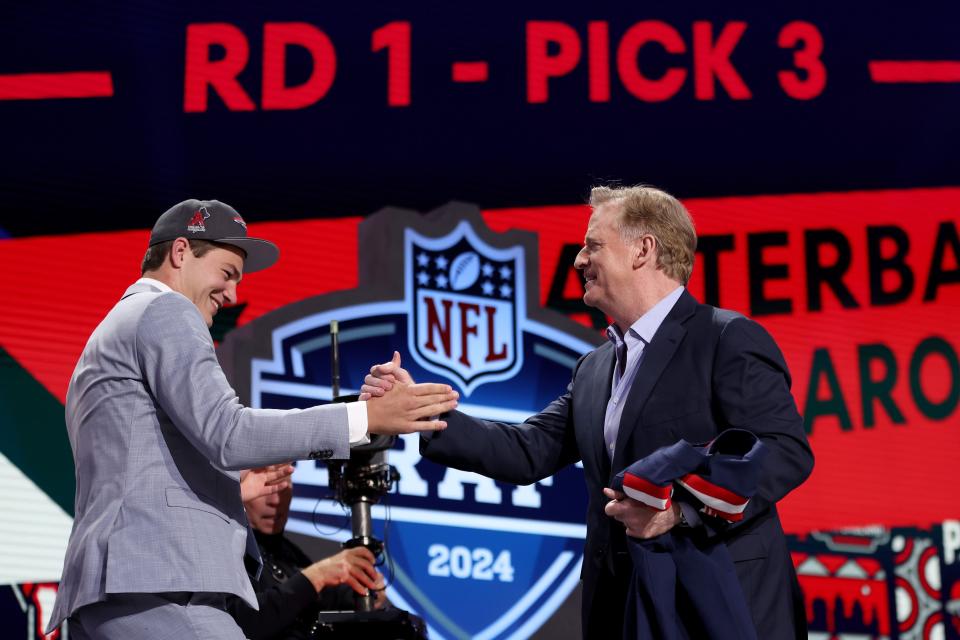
[169,237,190,268]
[634,234,656,268]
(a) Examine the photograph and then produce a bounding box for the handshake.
[363,352,458,436]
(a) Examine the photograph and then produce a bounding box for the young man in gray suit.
[48,199,459,639]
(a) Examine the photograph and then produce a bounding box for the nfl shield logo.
[220,203,602,639]
[407,222,524,396]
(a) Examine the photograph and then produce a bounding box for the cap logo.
[187,207,210,233]
[232,214,247,229]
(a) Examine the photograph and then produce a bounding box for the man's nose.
[224,281,237,305]
[573,248,587,270]
[266,492,280,506]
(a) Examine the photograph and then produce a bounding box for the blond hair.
[589,185,696,284]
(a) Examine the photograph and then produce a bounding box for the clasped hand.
[602,488,681,539]
[363,352,457,435]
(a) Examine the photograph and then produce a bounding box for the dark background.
[2,1,958,237]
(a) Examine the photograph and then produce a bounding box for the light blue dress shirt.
[602,285,685,458]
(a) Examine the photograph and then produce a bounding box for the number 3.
[778,21,826,100]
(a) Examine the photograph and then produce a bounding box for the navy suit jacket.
[421,290,814,638]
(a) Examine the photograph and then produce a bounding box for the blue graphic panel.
[249,217,597,638]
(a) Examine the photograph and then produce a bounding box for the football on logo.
[449,252,481,290]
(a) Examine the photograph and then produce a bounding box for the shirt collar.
[135,277,173,293]
[606,285,685,347]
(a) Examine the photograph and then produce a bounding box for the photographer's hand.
[239,464,295,504]
[302,547,380,596]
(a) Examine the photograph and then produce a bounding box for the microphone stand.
[316,320,425,638]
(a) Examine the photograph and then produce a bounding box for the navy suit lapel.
[610,291,697,475]
[581,342,616,479]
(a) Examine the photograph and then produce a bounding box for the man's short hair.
[590,185,697,285]
[140,239,221,275]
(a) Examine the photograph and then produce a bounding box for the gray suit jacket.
[49,281,351,629]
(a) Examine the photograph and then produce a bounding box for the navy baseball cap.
[149,199,279,273]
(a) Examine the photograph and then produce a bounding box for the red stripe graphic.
[680,474,749,507]
[869,61,960,83]
[622,473,672,499]
[829,535,876,548]
[0,72,114,100]
[452,62,489,83]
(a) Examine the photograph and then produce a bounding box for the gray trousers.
[68,592,246,640]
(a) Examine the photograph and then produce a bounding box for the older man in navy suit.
[49,199,459,639]
[363,185,814,638]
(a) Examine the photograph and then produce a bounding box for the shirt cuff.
[347,401,370,446]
